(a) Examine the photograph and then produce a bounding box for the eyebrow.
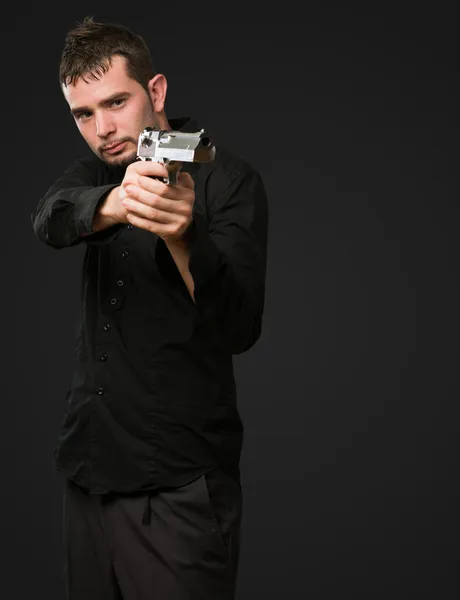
[70,92,131,116]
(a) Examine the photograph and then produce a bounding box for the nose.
[95,112,115,138]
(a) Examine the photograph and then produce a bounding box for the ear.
[147,74,167,113]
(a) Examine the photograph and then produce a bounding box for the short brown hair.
[59,16,156,91]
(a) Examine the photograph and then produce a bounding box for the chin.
[103,150,138,169]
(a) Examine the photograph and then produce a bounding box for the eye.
[111,98,125,107]
[77,112,92,121]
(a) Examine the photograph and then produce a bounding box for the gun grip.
[166,170,179,185]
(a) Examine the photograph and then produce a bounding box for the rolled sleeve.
[31,159,123,249]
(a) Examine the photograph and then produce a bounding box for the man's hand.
[121,160,195,244]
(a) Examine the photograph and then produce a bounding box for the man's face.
[63,55,158,168]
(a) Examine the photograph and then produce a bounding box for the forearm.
[31,157,127,249]
[165,237,195,303]
[82,186,123,236]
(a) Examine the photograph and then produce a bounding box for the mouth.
[103,141,127,154]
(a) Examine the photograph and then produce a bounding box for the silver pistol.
[137,127,216,185]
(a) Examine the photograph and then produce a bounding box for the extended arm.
[31,158,124,248]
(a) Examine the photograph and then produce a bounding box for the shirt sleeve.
[158,167,269,355]
[31,158,124,249]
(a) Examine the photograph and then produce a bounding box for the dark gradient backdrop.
[10,3,459,599]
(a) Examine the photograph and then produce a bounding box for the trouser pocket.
[202,469,243,554]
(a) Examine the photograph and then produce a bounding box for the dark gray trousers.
[62,469,242,599]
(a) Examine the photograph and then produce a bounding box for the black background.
[9,2,459,598]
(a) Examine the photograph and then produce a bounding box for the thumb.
[178,171,195,190]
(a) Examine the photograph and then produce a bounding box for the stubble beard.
[95,135,139,169]
[102,149,138,169]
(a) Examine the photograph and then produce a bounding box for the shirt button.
[103,323,111,331]
[121,251,129,258]
[110,298,117,305]
[97,388,104,395]
[117,280,124,287]
[99,353,108,361]
[127,224,133,230]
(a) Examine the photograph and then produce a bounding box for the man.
[31,16,268,600]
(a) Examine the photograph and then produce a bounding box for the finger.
[136,173,194,196]
[126,212,177,237]
[126,184,192,217]
[122,197,174,223]
[128,160,169,179]
[136,175,183,200]
[177,171,195,191]
[125,185,180,213]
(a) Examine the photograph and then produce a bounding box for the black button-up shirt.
[31,117,269,494]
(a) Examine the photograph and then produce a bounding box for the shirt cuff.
[78,184,124,244]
